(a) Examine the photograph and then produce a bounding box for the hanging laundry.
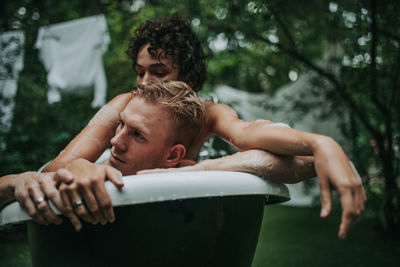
[35,14,110,108]
[0,31,25,133]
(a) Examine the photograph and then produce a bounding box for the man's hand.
[313,137,367,239]
[7,172,73,226]
[55,158,123,231]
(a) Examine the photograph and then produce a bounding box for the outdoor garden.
[1,0,399,266]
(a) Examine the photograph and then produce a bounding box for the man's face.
[135,43,180,85]
[110,97,175,175]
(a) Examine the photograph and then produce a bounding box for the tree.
[199,0,400,234]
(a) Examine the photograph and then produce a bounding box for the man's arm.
[207,103,366,239]
[43,93,131,172]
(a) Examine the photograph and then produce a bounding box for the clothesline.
[35,14,110,108]
[0,14,111,133]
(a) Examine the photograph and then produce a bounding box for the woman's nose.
[141,73,158,85]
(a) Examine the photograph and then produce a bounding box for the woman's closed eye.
[155,72,166,77]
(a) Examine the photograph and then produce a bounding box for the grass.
[0,225,31,267]
[0,205,398,267]
[252,205,399,267]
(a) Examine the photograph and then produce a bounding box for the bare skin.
[0,171,81,227]
[42,44,366,239]
[57,159,123,231]
[139,150,316,184]
[55,96,188,231]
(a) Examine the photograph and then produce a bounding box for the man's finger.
[25,183,53,225]
[338,189,355,239]
[20,197,49,225]
[79,183,106,224]
[93,181,115,223]
[40,177,63,211]
[70,189,97,224]
[60,186,82,231]
[348,161,367,212]
[29,186,62,225]
[54,168,74,186]
[105,166,124,187]
[44,181,82,229]
[354,186,366,215]
[318,175,332,218]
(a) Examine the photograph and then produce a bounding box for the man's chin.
[110,162,136,176]
[109,159,124,174]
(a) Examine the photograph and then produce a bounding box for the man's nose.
[110,130,127,151]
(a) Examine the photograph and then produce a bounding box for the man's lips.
[111,152,126,164]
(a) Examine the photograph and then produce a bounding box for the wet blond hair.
[130,81,205,149]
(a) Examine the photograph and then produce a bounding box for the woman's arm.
[138,150,316,184]
[43,93,132,172]
[207,102,366,239]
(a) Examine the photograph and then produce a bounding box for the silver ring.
[35,197,45,206]
[73,200,84,208]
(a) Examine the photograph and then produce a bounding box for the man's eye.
[132,130,145,140]
[136,72,144,78]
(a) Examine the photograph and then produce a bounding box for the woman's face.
[135,43,180,85]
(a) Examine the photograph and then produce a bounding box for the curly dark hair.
[126,15,207,92]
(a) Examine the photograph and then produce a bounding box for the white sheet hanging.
[0,31,25,132]
[34,14,110,108]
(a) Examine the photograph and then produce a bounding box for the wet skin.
[134,43,209,159]
[110,97,175,175]
[40,42,365,239]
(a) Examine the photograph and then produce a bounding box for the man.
[0,81,205,231]
[42,15,365,239]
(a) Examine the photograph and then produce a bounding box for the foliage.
[1,0,399,233]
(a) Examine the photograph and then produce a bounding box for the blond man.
[1,81,205,231]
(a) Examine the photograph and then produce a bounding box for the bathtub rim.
[0,171,289,226]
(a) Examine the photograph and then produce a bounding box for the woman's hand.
[313,136,367,239]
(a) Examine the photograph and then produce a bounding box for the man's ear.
[163,144,186,168]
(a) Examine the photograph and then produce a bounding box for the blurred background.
[0,0,399,266]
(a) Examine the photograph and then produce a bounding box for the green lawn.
[253,205,399,267]
[0,225,31,267]
[1,205,398,267]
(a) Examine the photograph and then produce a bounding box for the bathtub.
[0,171,289,267]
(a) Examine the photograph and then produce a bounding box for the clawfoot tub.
[0,171,289,267]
